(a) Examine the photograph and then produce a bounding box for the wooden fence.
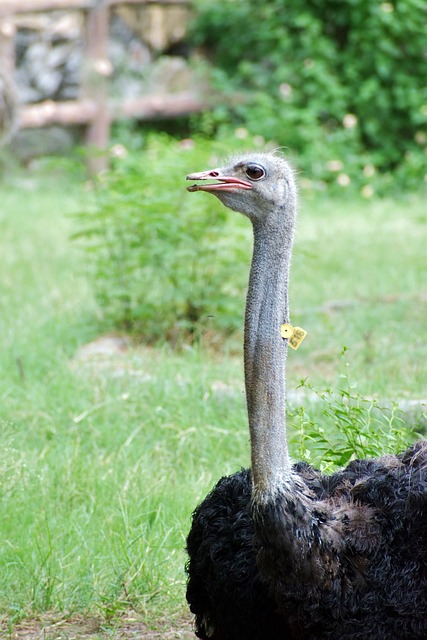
[0,0,205,172]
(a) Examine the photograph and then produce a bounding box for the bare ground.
[0,613,194,640]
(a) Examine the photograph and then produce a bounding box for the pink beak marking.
[186,169,252,193]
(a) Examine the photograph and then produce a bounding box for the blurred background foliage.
[75,0,427,341]
[189,0,427,192]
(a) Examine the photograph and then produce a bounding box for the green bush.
[190,0,427,192]
[289,351,417,472]
[74,135,251,343]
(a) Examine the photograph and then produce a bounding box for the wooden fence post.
[82,0,111,174]
[0,13,18,144]
[0,13,15,74]
[1,0,204,168]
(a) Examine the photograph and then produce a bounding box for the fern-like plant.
[289,349,416,472]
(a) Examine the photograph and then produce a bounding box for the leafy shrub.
[190,0,427,192]
[289,351,417,472]
[74,134,252,343]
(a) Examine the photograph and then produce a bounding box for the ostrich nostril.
[209,171,220,177]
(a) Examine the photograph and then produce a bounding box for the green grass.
[0,161,425,627]
[289,194,427,397]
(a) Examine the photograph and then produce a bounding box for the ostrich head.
[186,152,296,226]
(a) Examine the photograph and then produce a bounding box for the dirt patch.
[1,614,194,640]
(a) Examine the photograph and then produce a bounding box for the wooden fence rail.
[0,0,189,18]
[20,93,206,128]
[0,0,205,172]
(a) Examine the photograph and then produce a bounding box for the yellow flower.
[110,144,128,159]
[415,131,427,145]
[235,127,249,139]
[327,160,344,172]
[337,173,351,186]
[361,185,374,198]
[363,164,376,177]
[343,114,358,129]
[279,83,293,99]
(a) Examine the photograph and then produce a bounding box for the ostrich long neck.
[245,213,295,499]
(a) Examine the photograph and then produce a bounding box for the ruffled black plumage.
[186,468,291,640]
[186,441,427,640]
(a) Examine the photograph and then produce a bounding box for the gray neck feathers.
[244,207,295,501]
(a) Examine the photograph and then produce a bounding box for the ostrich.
[185,152,427,640]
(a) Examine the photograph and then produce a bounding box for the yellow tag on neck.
[280,323,307,350]
[280,324,294,339]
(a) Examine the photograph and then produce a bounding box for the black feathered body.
[186,468,291,640]
[187,440,427,640]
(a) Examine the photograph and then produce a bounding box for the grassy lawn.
[291,194,427,398]
[0,162,425,634]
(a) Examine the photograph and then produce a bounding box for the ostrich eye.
[245,164,265,181]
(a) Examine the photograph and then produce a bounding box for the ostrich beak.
[186,169,252,193]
